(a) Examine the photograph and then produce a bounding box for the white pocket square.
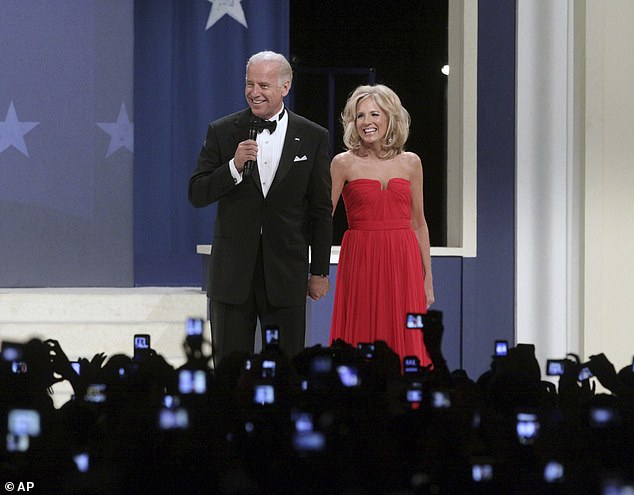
[294,155,308,162]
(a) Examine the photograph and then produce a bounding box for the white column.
[516,0,584,371]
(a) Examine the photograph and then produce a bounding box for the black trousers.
[209,242,306,366]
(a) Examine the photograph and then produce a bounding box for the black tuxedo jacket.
[189,108,332,307]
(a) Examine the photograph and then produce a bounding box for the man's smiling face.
[245,60,290,120]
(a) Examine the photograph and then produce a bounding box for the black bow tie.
[251,108,285,134]
[254,118,277,134]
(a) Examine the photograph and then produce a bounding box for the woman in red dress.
[329,84,435,366]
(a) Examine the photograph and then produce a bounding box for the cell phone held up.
[185,318,204,353]
[133,334,151,362]
[494,340,508,357]
[405,313,424,330]
[264,326,280,351]
[186,318,204,337]
[403,355,420,375]
[1,342,28,374]
[578,363,594,381]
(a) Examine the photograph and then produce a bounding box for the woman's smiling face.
[355,96,388,147]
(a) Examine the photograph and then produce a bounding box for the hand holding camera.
[44,339,75,384]
[586,353,624,395]
[555,353,595,406]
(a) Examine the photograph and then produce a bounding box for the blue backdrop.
[133,0,289,286]
[0,0,134,287]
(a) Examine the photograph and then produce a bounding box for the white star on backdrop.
[0,101,39,157]
[206,0,248,30]
[97,102,134,158]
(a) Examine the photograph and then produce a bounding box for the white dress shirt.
[230,107,288,197]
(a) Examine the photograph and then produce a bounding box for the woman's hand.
[425,275,435,307]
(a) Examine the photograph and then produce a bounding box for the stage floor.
[0,287,209,407]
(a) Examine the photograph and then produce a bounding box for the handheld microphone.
[243,120,258,178]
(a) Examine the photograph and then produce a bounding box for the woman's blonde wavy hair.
[341,84,410,159]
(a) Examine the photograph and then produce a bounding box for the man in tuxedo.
[188,51,332,365]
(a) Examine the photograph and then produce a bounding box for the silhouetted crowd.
[2,310,634,494]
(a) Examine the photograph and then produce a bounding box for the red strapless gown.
[329,178,431,366]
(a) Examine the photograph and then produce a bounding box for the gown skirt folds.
[330,178,431,366]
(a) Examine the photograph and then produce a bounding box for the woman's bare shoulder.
[402,151,422,168]
[402,151,422,166]
[400,152,423,181]
[332,150,357,164]
[331,151,358,172]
